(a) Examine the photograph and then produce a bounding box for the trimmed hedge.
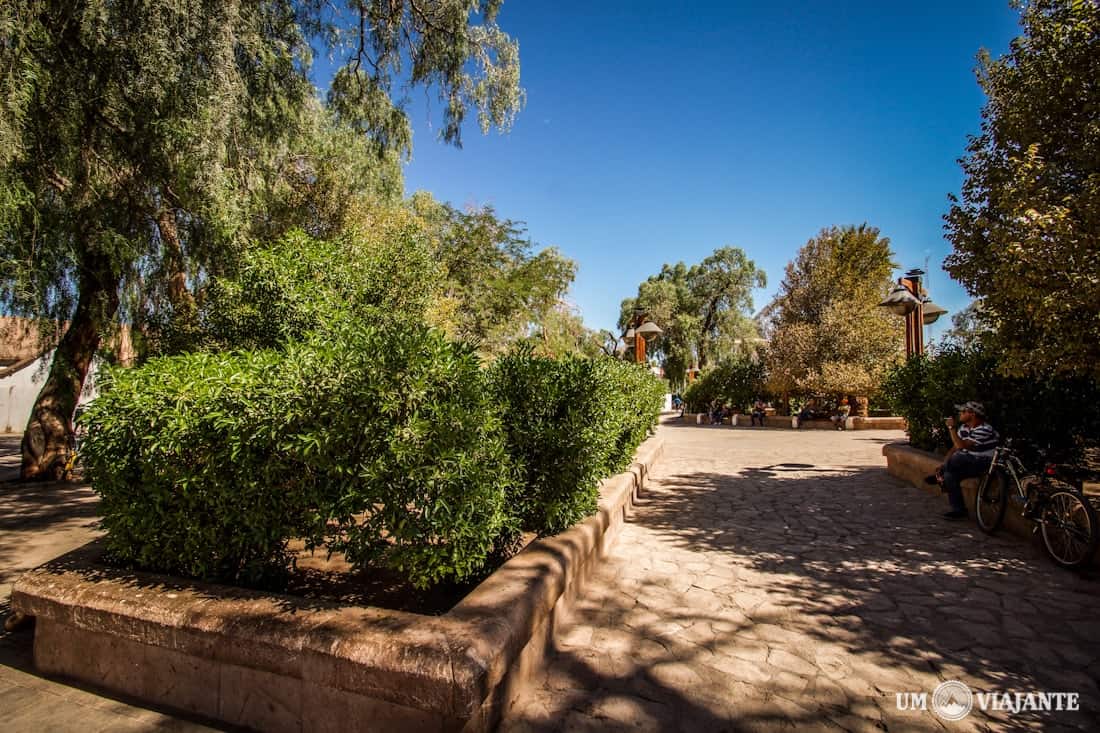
[683,357,767,413]
[490,347,664,535]
[83,335,663,590]
[881,343,1100,464]
[82,323,512,589]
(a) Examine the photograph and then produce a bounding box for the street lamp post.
[878,269,947,357]
[621,309,662,365]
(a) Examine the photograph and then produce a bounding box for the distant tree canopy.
[763,224,902,398]
[0,0,525,478]
[619,247,766,385]
[944,0,1100,379]
[410,194,576,356]
[942,300,994,347]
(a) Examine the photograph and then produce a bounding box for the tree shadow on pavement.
[503,463,1100,732]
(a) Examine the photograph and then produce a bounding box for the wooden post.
[900,277,924,357]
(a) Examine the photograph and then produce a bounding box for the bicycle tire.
[975,467,1008,534]
[1039,489,1099,570]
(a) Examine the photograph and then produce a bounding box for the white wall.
[0,350,104,434]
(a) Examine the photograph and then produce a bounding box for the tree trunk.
[20,254,120,480]
[157,208,194,314]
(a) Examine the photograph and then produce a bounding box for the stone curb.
[11,434,664,733]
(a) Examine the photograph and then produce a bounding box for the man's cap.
[955,401,986,417]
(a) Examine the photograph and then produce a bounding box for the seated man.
[751,398,767,427]
[830,398,851,430]
[926,401,999,520]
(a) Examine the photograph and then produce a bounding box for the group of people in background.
[673,395,853,430]
[796,398,850,430]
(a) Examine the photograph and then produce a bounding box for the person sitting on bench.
[751,398,767,427]
[831,398,851,430]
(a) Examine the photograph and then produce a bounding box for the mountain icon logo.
[932,680,974,721]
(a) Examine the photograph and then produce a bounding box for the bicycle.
[974,441,1099,569]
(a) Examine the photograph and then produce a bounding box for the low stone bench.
[849,416,907,431]
[12,435,664,733]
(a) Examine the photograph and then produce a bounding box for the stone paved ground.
[0,439,222,732]
[0,434,21,483]
[501,422,1100,733]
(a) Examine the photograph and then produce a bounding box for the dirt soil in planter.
[281,534,537,615]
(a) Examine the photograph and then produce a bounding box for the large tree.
[619,247,766,384]
[411,194,576,356]
[763,224,902,401]
[944,0,1100,378]
[0,1,523,478]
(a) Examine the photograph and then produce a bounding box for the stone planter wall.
[12,435,664,733]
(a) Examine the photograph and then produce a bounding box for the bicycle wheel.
[975,467,1008,534]
[1039,489,1099,569]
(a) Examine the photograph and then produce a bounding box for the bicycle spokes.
[1041,492,1096,567]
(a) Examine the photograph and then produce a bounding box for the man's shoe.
[942,510,968,521]
[924,474,940,485]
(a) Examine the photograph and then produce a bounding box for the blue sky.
[361,2,1022,340]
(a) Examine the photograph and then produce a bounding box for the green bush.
[601,358,667,471]
[489,347,663,535]
[683,357,767,413]
[881,343,1100,463]
[82,322,512,589]
[152,226,439,355]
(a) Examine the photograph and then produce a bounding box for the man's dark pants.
[942,451,994,513]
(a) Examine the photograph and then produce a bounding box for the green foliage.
[619,247,766,386]
[945,0,1100,378]
[81,323,513,590]
[683,358,767,413]
[763,224,902,397]
[942,299,993,347]
[529,305,613,359]
[602,358,668,472]
[489,347,663,535]
[244,101,405,243]
[80,350,322,586]
[411,194,576,355]
[881,343,1100,464]
[0,1,525,473]
[151,222,440,355]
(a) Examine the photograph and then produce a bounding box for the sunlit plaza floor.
[499,421,1100,732]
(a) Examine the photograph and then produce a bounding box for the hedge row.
[880,343,1100,464]
[490,346,665,535]
[81,332,663,589]
[682,357,767,413]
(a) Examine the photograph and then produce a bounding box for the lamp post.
[621,309,662,365]
[878,269,947,357]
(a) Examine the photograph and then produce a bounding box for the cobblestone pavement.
[0,434,21,483]
[501,422,1100,733]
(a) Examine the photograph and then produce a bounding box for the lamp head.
[878,283,921,316]
[921,299,947,325]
